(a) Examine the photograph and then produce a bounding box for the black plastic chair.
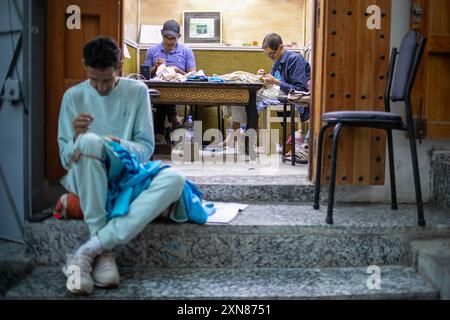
[278,95,297,166]
[313,30,427,227]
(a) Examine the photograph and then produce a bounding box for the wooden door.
[311,0,391,185]
[46,0,123,180]
[411,0,450,139]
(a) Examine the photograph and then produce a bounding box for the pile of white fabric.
[218,71,262,83]
[154,64,184,81]
[218,71,281,118]
[154,64,206,82]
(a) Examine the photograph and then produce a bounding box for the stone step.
[188,175,315,202]
[5,265,438,300]
[411,238,450,300]
[0,240,32,296]
[25,204,450,269]
[432,151,450,210]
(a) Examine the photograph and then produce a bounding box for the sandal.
[285,146,309,164]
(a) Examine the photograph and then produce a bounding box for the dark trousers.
[154,104,177,135]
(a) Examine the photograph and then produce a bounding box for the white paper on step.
[206,202,248,224]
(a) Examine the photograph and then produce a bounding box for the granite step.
[411,238,450,300]
[432,151,450,210]
[188,175,315,202]
[0,240,33,297]
[5,265,438,300]
[24,204,450,269]
[155,153,315,203]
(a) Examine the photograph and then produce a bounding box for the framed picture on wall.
[182,12,222,44]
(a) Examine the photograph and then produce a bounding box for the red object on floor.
[54,193,84,219]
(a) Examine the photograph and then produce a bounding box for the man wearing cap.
[144,20,197,144]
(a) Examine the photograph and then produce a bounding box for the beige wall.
[124,0,139,41]
[305,0,313,45]
[139,0,310,47]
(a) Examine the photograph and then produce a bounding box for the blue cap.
[161,20,180,38]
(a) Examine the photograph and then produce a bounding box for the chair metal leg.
[264,109,270,155]
[313,124,331,210]
[282,103,287,163]
[386,129,398,210]
[290,104,296,166]
[327,122,343,225]
[408,131,426,227]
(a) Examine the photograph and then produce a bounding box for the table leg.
[245,89,258,160]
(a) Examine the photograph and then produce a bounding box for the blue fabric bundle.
[102,138,214,223]
[186,75,225,83]
[182,180,215,224]
[186,75,209,82]
[103,138,168,220]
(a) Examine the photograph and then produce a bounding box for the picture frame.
[182,12,222,44]
[139,24,163,44]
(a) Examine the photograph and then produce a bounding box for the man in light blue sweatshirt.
[58,37,185,295]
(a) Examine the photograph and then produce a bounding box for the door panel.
[46,0,123,180]
[312,0,391,185]
[65,16,101,79]
[0,0,26,242]
[411,0,450,139]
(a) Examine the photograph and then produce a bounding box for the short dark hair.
[83,37,121,69]
[262,33,283,51]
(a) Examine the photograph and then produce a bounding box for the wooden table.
[144,80,263,132]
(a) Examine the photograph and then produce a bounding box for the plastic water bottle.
[183,115,199,162]
[185,115,194,143]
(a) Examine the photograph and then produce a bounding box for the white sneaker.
[62,254,94,295]
[92,252,120,288]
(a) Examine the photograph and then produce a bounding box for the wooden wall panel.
[412,0,450,139]
[123,43,138,75]
[312,0,391,186]
[65,15,101,79]
[310,0,327,180]
[138,48,273,76]
[353,0,373,185]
